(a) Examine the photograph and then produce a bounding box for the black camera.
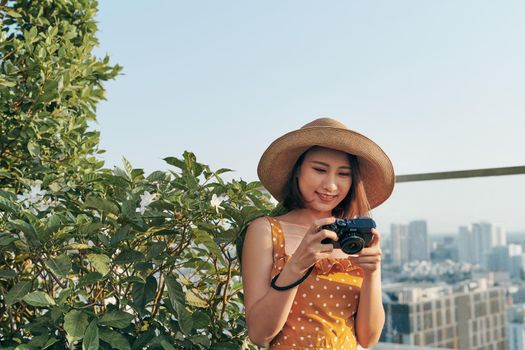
[320,218,376,254]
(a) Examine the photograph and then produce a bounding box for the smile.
[317,192,338,201]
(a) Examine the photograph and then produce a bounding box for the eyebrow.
[309,160,351,170]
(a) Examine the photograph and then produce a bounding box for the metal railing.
[395,165,525,183]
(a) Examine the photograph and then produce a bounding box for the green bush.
[1,152,272,349]
[1,1,274,348]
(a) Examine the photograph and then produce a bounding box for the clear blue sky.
[94,1,525,233]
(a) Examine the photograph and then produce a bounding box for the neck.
[289,208,333,225]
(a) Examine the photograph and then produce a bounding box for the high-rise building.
[472,222,507,269]
[458,226,475,263]
[487,244,524,276]
[457,222,507,268]
[508,304,525,350]
[381,279,507,349]
[391,223,409,266]
[512,254,525,280]
[408,220,429,262]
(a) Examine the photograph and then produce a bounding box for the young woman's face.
[297,147,352,214]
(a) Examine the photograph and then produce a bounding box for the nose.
[322,175,337,193]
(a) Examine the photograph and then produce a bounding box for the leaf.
[57,288,72,305]
[6,280,32,306]
[64,310,89,341]
[110,225,132,246]
[45,254,72,277]
[8,219,39,245]
[190,335,211,348]
[28,334,49,347]
[22,291,56,307]
[144,275,157,304]
[120,199,135,218]
[147,241,166,260]
[0,79,16,87]
[82,320,99,350]
[123,157,133,176]
[192,311,211,329]
[27,141,41,157]
[114,249,145,265]
[165,274,193,334]
[66,243,90,250]
[210,343,241,350]
[0,196,18,213]
[146,171,166,182]
[3,60,17,75]
[44,214,65,236]
[48,306,62,323]
[194,230,224,263]
[160,340,176,350]
[84,196,119,215]
[130,169,144,180]
[6,9,22,18]
[131,273,157,315]
[41,79,59,101]
[99,329,130,350]
[79,222,104,235]
[43,337,59,349]
[99,310,134,329]
[86,254,111,275]
[78,272,103,287]
[186,289,207,308]
[163,156,185,170]
[131,330,155,350]
[0,234,17,246]
[0,269,17,280]
[0,189,16,200]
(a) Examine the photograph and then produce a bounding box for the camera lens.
[340,236,365,254]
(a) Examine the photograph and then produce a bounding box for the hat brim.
[257,126,395,209]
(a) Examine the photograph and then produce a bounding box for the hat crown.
[301,117,348,130]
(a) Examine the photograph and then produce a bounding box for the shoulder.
[247,216,272,233]
[245,217,272,244]
[242,217,274,280]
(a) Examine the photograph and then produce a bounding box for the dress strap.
[266,217,288,278]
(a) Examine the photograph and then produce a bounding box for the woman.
[242,118,395,349]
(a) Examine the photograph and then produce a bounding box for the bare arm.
[242,216,337,347]
[351,229,385,348]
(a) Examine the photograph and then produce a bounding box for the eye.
[313,167,326,173]
[339,172,351,177]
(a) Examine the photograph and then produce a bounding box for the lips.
[317,192,338,201]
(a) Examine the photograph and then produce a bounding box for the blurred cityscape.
[377,219,525,350]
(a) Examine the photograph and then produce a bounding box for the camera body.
[320,218,376,254]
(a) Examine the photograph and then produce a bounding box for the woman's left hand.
[348,228,382,276]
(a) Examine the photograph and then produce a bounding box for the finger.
[352,255,382,264]
[358,245,382,256]
[317,229,338,242]
[309,217,336,233]
[317,252,335,261]
[367,228,381,247]
[319,243,335,253]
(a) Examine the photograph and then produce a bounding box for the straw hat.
[257,117,395,209]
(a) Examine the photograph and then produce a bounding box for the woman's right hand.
[286,216,339,274]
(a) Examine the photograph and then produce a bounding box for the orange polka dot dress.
[267,217,364,350]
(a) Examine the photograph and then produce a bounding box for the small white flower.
[138,191,156,214]
[28,184,47,201]
[16,183,51,213]
[210,194,227,213]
